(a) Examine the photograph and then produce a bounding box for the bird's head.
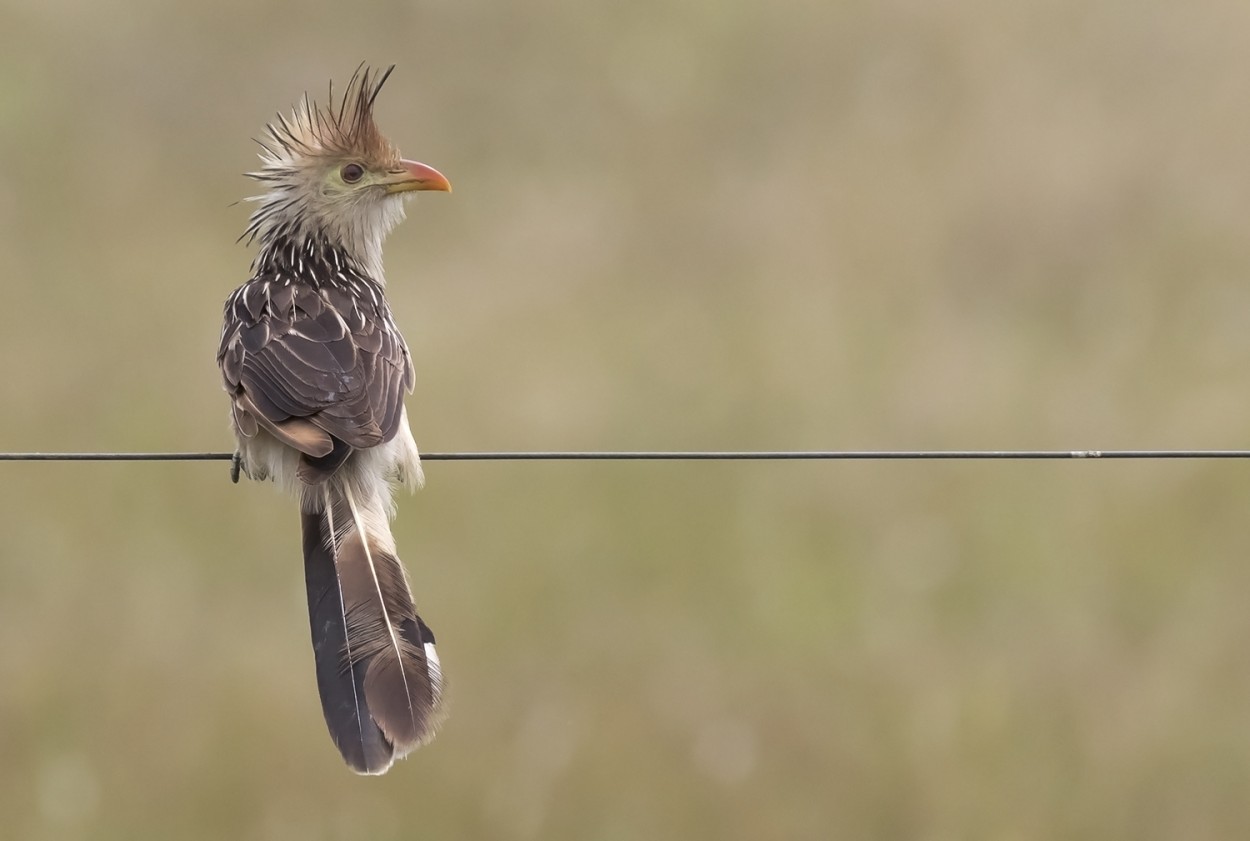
[243,65,450,277]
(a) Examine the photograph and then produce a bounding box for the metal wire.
[3,449,1250,462]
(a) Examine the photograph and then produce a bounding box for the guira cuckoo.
[217,65,451,774]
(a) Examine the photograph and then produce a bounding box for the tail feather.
[302,482,443,775]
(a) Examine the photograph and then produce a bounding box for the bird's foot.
[230,451,244,484]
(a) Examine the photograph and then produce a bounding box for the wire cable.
[3,450,1250,462]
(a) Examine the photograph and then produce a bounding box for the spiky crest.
[251,64,398,178]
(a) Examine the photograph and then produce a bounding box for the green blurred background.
[5,0,1250,838]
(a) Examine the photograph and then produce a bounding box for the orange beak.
[384,160,452,194]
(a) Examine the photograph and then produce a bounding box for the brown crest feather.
[252,63,400,173]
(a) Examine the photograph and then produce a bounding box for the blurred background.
[4,0,1250,838]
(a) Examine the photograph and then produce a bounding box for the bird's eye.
[341,163,365,184]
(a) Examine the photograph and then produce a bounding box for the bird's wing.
[218,274,413,454]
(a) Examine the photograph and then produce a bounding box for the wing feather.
[218,264,410,455]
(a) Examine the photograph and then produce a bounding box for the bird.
[217,65,452,775]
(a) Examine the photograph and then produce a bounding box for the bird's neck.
[254,231,384,288]
[254,230,385,286]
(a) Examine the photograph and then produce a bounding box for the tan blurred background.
[4,0,1250,838]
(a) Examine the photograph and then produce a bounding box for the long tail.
[301,479,444,775]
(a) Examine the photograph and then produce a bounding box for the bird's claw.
[230,451,243,484]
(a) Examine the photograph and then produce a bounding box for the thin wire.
[3,450,1250,462]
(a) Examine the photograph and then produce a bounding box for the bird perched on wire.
[217,65,452,774]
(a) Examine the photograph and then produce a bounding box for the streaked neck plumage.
[247,185,406,283]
